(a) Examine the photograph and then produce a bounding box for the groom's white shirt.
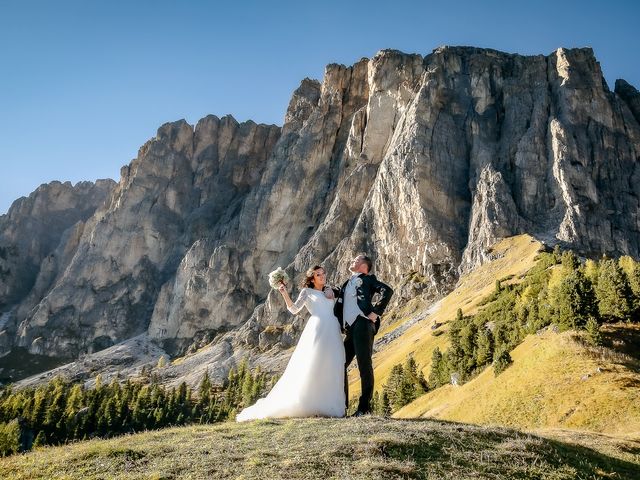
[344,274,365,326]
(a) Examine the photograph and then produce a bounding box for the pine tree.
[620,257,640,318]
[560,250,578,270]
[380,391,391,416]
[0,419,21,456]
[133,386,151,430]
[44,379,67,440]
[32,430,46,448]
[554,269,596,330]
[241,372,255,408]
[64,384,85,439]
[475,327,493,366]
[399,356,427,405]
[372,391,380,415]
[384,364,406,412]
[585,317,603,346]
[459,324,477,373]
[526,302,542,333]
[595,259,633,322]
[493,348,512,376]
[104,397,119,431]
[196,371,213,423]
[251,369,265,403]
[157,355,168,368]
[584,259,599,284]
[30,389,47,429]
[429,347,449,388]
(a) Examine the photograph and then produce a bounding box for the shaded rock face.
[4,117,280,360]
[2,46,640,376]
[0,180,115,309]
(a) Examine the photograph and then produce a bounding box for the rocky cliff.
[0,180,115,356]
[1,46,639,383]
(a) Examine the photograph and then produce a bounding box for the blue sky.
[1,0,639,214]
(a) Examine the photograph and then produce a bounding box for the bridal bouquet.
[268,267,290,290]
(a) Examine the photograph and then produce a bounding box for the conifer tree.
[380,391,391,416]
[560,250,578,270]
[384,364,405,412]
[595,259,632,322]
[30,389,47,428]
[493,348,512,376]
[585,317,603,346]
[402,356,427,402]
[584,259,599,284]
[63,383,85,438]
[428,347,446,388]
[0,419,21,456]
[32,430,46,448]
[475,327,493,366]
[620,257,640,318]
[554,269,596,330]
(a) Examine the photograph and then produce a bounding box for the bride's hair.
[301,265,324,288]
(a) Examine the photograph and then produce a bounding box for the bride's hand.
[278,282,287,294]
[323,286,335,299]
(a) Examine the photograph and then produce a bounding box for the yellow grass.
[394,328,640,436]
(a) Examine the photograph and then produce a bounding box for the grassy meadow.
[1,416,639,479]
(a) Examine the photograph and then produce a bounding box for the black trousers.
[344,315,375,413]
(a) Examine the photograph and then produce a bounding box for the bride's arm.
[279,284,307,314]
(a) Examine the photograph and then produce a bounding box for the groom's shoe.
[348,410,367,418]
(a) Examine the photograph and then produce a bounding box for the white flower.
[268,267,290,290]
[355,278,363,288]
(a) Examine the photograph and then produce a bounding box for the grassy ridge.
[1,417,639,479]
[354,234,640,436]
[394,326,640,435]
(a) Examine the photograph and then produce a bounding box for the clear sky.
[1,0,638,214]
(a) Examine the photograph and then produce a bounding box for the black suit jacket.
[333,273,393,334]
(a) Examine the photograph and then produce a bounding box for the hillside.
[350,234,543,397]
[394,326,640,435]
[356,234,640,437]
[1,417,638,479]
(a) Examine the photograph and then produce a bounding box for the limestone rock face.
[7,117,279,359]
[616,79,640,127]
[2,46,640,383]
[0,180,115,309]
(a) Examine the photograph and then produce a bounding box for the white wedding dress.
[236,288,345,421]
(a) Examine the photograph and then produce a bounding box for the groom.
[334,254,393,416]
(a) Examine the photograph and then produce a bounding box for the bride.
[236,265,346,421]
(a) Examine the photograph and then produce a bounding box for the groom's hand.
[367,312,378,322]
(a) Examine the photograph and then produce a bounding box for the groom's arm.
[371,278,393,317]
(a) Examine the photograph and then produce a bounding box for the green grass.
[1,417,639,479]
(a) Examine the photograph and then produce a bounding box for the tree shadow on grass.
[367,418,640,479]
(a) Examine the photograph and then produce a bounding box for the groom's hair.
[360,254,373,273]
